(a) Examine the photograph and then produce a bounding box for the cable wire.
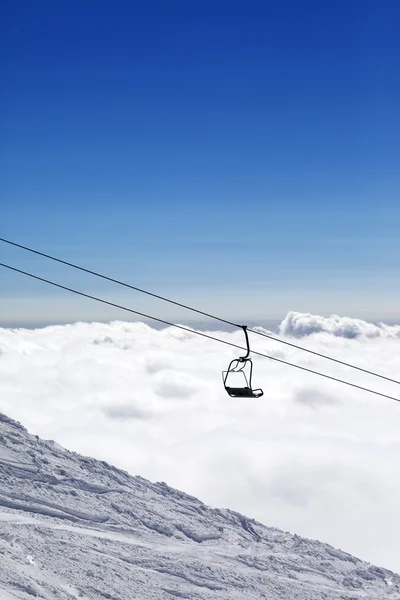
[0,237,237,325]
[1,236,399,387]
[1,261,400,404]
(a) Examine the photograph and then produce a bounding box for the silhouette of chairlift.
[223,326,263,398]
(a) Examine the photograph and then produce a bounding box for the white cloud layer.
[280,311,400,339]
[0,313,399,572]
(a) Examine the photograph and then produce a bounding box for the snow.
[0,412,399,599]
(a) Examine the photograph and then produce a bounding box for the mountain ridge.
[0,411,399,599]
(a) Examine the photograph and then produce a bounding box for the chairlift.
[222,326,263,398]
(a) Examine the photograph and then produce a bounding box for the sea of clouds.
[0,311,399,571]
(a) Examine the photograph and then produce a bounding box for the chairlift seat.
[225,386,263,398]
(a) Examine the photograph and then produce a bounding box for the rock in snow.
[0,412,398,600]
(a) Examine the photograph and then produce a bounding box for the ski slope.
[0,412,399,599]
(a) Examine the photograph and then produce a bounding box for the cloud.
[0,314,399,573]
[294,387,340,408]
[280,311,400,339]
[99,396,152,421]
[152,370,197,399]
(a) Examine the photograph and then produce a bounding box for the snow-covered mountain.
[0,412,399,599]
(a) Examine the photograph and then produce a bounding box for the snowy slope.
[0,413,399,600]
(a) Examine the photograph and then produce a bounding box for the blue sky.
[1,0,399,326]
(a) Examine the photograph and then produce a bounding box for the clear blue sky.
[1,0,399,326]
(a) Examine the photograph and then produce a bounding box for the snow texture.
[0,412,399,599]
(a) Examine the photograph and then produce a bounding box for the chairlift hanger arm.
[240,325,251,360]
